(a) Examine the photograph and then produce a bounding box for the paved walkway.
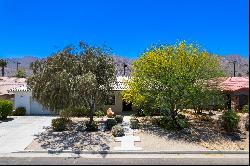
[114,116,142,151]
[0,116,56,153]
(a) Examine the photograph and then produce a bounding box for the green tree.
[28,41,116,125]
[122,41,225,126]
[0,59,7,77]
[14,68,27,78]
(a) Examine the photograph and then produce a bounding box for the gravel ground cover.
[137,111,249,151]
[26,111,249,152]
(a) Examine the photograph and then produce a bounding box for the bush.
[95,110,105,117]
[136,109,147,117]
[111,125,125,137]
[114,115,124,123]
[158,116,188,130]
[245,121,249,131]
[240,105,249,113]
[85,121,98,132]
[245,115,249,131]
[106,118,117,130]
[12,107,26,116]
[0,100,13,119]
[60,107,87,118]
[130,118,140,129]
[51,118,71,132]
[221,109,240,132]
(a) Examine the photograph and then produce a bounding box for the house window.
[105,94,115,105]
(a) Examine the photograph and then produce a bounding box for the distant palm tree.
[0,59,7,77]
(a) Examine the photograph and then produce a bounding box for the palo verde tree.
[122,41,225,128]
[28,41,116,125]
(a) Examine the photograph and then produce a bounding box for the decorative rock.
[107,108,114,118]
[48,148,63,154]
[72,149,81,154]
[180,128,191,135]
[227,133,242,141]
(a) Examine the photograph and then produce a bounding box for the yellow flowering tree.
[122,41,225,128]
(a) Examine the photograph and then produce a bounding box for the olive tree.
[28,42,116,125]
[122,41,225,127]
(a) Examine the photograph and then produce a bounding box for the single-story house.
[0,77,26,102]
[218,77,249,111]
[7,76,248,115]
[7,76,130,115]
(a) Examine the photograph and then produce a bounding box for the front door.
[122,100,132,112]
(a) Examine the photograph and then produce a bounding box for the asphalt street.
[0,157,249,165]
[0,153,249,165]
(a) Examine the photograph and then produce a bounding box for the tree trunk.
[89,97,96,125]
[1,67,4,77]
[89,110,94,125]
[169,104,177,121]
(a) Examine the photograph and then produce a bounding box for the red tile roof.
[219,77,249,92]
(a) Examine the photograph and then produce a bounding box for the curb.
[14,150,249,154]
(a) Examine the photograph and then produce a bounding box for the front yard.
[24,110,249,152]
[136,111,249,151]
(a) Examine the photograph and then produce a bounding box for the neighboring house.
[7,76,130,115]
[5,76,249,115]
[0,77,26,102]
[8,85,52,115]
[218,77,249,111]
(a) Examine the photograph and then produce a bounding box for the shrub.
[60,107,87,118]
[240,105,249,113]
[95,110,105,117]
[12,107,26,116]
[0,100,13,119]
[130,118,140,129]
[136,109,147,117]
[114,115,123,123]
[106,118,117,130]
[245,121,249,131]
[51,118,71,132]
[158,116,188,130]
[111,125,125,137]
[221,109,240,132]
[85,121,98,132]
[245,115,249,131]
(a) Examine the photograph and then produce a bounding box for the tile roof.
[219,77,249,92]
[0,77,27,95]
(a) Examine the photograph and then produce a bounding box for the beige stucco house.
[103,76,131,114]
[7,76,130,115]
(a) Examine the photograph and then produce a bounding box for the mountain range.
[1,54,249,77]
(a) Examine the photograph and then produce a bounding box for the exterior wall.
[14,91,52,115]
[30,98,51,115]
[14,90,124,115]
[228,89,249,111]
[14,91,32,115]
[104,90,123,114]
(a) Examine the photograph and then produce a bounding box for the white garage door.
[30,98,51,115]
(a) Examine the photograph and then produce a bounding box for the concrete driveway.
[0,116,57,153]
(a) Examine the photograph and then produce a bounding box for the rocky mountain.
[1,54,248,77]
[2,56,39,77]
[1,55,133,77]
[220,55,249,77]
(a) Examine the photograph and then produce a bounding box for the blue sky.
[0,0,249,59]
